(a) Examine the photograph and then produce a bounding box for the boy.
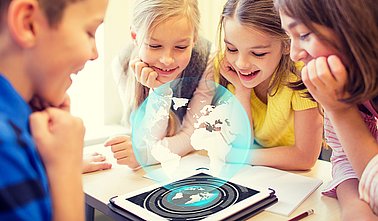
[0,0,108,220]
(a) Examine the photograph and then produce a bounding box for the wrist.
[151,86,173,97]
[234,89,251,100]
[324,104,358,119]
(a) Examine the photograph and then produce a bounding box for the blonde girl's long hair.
[125,0,200,136]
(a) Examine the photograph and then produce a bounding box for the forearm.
[326,107,378,177]
[143,88,172,140]
[47,168,84,221]
[249,144,320,170]
[336,179,377,220]
[164,132,195,156]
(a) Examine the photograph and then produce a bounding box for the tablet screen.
[113,173,271,220]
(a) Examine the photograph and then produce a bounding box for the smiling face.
[136,16,195,84]
[279,11,340,65]
[223,17,284,89]
[28,0,108,106]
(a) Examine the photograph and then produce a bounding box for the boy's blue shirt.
[0,74,52,220]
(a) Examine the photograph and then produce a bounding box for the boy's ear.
[7,0,39,48]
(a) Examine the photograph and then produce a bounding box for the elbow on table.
[295,151,319,170]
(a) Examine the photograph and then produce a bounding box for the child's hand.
[56,94,71,112]
[30,108,85,173]
[104,135,140,170]
[29,94,71,112]
[220,57,251,94]
[130,58,164,89]
[82,152,112,173]
[302,55,351,113]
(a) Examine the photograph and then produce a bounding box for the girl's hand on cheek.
[302,55,351,113]
[130,58,163,89]
[220,56,251,95]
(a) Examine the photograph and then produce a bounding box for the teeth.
[159,67,175,72]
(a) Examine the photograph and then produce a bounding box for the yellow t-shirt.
[253,73,317,147]
[228,73,317,148]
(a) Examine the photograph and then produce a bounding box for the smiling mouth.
[238,70,260,81]
[153,66,179,75]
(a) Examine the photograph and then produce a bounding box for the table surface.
[83,144,341,221]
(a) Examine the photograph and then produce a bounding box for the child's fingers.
[90,154,106,162]
[327,55,348,85]
[301,65,316,93]
[113,149,128,159]
[315,56,336,85]
[58,94,71,112]
[134,61,148,81]
[104,135,129,146]
[129,57,141,71]
[109,142,128,153]
[82,162,112,174]
[139,67,154,86]
[30,111,50,141]
[146,71,159,88]
[305,59,323,89]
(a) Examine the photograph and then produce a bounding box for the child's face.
[29,0,108,106]
[137,16,195,84]
[223,17,284,89]
[279,12,339,65]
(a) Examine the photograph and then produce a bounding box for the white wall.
[68,0,227,128]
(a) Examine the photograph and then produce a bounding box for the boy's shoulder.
[0,112,20,147]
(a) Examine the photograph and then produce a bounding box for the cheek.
[176,50,192,68]
[225,53,237,66]
[306,39,336,58]
[138,46,162,65]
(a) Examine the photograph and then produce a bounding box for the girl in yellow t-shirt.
[215,0,323,170]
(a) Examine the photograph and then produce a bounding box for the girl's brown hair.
[216,0,308,97]
[274,0,378,104]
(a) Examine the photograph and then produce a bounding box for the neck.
[0,39,33,102]
[254,75,272,104]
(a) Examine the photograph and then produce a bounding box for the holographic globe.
[131,77,253,188]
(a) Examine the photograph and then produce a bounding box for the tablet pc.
[109,173,276,221]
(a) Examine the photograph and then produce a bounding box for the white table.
[83,144,341,221]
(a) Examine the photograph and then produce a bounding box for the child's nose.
[235,55,251,70]
[290,42,306,63]
[159,50,174,66]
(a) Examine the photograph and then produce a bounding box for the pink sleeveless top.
[322,101,378,195]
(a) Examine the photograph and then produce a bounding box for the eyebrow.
[286,21,299,30]
[150,37,191,44]
[224,39,271,49]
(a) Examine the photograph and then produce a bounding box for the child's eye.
[299,32,311,41]
[149,45,162,49]
[176,46,189,50]
[226,47,238,53]
[252,52,268,57]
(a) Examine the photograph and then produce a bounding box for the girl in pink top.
[275,0,378,220]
